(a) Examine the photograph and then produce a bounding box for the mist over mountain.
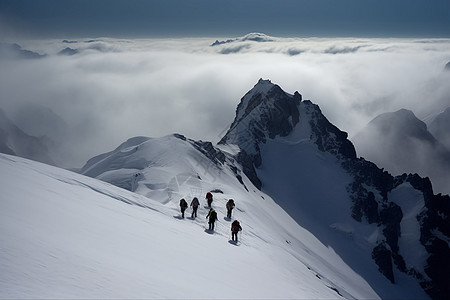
[0,42,45,60]
[0,108,55,165]
[427,107,450,151]
[80,79,449,299]
[1,37,449,169]
[445,61,450,71]
[352,109,450,196]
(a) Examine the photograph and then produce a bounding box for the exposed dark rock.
[173,133,187,141]
[192,140,226,166]
[423,238,450,299]
[372,243,395,283]
[306,100,356,160]
[236,150,261,190]
[394,173,450,300]
[379,202,403,254]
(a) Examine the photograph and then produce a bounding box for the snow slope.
[0,153,379,299]
[218,79,434,299]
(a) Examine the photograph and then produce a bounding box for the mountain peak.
[256,77,272,86]
[368,109,434,142]
[219,79,355,180]
[219,79,302,158]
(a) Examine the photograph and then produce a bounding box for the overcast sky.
[1,0,449,39]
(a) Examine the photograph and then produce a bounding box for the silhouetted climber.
[206,208,217,231]
[206,192,213,207]
[190,197,199,218]
[180,198,188,218]
[231,220,242,242]
[226,199,235,218]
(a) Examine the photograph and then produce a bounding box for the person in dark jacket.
[190,197,199,218]
[226,199,235,218]
[206,208,217,231]
[231,220,242,242]
[206,192,213,208]
[180,198,188,218]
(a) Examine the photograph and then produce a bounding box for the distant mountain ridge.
[0,109,55,166]
[353,108,450,195]
[427,107,450,150]
[81,79,449,299]
[0,42,45,59]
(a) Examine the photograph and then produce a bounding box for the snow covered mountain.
[1,147,382,299]
[79,79,449,299]
[217,79,449,299]
[352,109,450,196]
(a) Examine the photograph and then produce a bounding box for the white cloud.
[1,36,449,167]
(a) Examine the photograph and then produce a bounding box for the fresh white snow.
[390,183,429,275]
[0,153,381,299]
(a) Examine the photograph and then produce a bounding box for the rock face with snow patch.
[219,79,449,300]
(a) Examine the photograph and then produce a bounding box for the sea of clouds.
[1,34,449,168]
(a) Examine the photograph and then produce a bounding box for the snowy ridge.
[1,153,379,299]
[218,80,448,299]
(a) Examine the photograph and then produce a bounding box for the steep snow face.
[252,115,429,300]
[219,80,437,299]
[353,109,450,195]
[1,153,384,299]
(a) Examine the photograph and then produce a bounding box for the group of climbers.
[179,192,243,242]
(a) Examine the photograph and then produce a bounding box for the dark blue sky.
[1,0,449,38]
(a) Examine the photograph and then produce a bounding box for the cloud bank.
[1,35,449,168]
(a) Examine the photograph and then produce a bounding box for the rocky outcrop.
[219,79,302,186]
[397,174,450,299]
[219,79,449,299]
[372,242,395,283]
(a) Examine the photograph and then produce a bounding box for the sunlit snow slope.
[1,153,377,299]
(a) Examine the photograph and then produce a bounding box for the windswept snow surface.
[0,152,380,299]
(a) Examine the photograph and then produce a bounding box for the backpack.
[232,220,241,232]
[206,192,213,200]
[180,199,187,208]
[227,199,235,209]
[209,209,217,221]
[191,197,199,207]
